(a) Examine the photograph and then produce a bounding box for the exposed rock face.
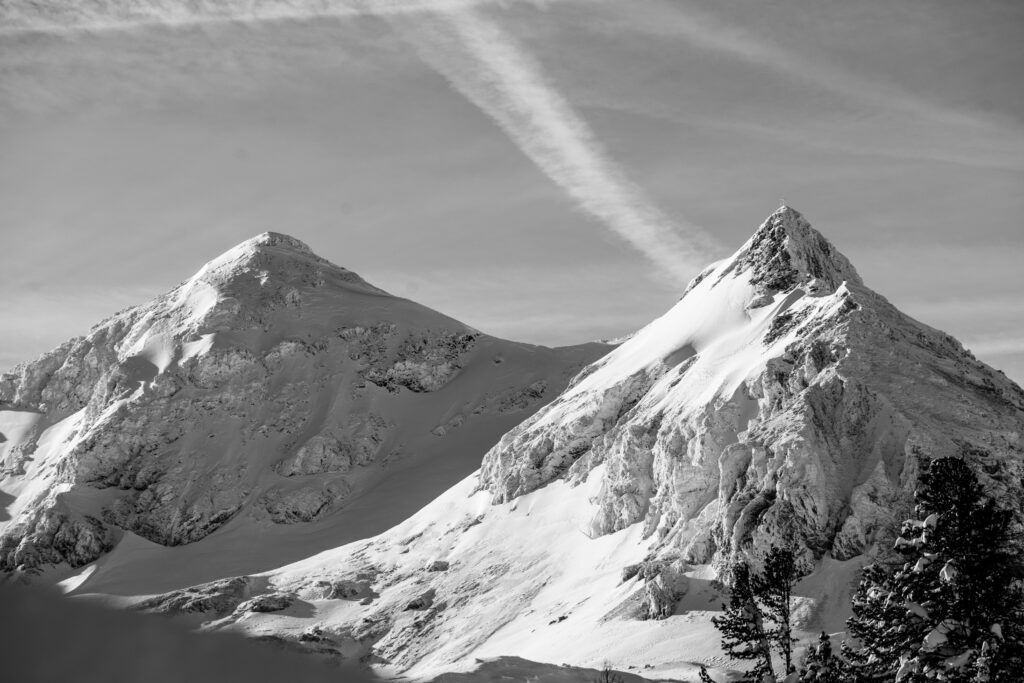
[137,576,256,617]
[237,592,295,613]
[405,588,436,611]
[479,207,1024,568]
[0,507,116,571]
[276,414,388,477]
[627,557,690,620]
[256,481,351,524]
[0,233,606,573]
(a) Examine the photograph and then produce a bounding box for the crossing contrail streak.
[391,6,717,285]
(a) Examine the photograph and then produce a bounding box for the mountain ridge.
[118,207,1024,681]
[3,209,1022,681]
[0,234,607,580]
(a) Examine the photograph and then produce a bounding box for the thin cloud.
[594,103,1024,173]
[617,1,1011,136]
[390,6,718,285]
[0,0,502,34]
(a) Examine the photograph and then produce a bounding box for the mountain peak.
[200,232,321,274]
[193,231,387,297]
[740,205,862,294]
[238,232,315,255]
[214,231,321,268]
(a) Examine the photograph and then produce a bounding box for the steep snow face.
[479,206,1024,566]
[0,233,606,580]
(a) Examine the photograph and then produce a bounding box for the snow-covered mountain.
[121,207,1024,681]
[479,206,1024,566]
[0,233,606,592]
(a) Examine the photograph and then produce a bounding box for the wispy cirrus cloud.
[0,0,499,34]
[612,1,1016,136]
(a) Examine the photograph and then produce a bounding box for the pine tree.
[705,546,808,682]
[755,546,808,676]
[711,562,777,682]
[843,559,913,680]
[844,456,1024,682]
[799,632,846,682]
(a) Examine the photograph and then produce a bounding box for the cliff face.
[479,206,1024,568]
[0,233,605,573]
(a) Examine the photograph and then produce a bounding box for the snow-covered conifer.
[845,457,1024,682]
[798,632,846,682]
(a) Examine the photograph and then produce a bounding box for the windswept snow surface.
[0,232,606,593]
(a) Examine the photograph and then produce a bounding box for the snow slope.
[129,207,1024,680]
[0,233,606,593]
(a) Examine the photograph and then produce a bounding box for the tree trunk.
[747,594,776,683]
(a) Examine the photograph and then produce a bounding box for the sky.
[1,0,1022,383]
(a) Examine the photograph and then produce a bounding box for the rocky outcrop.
[0,508,116,570]
[276,414,389,477]
[237,592,294,613]
[364,331,478,393]
[256,481,351,524]
[405,589,436,611]
[626,558,690,620]
[137,576,255,616]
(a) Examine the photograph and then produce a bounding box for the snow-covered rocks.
[138,576,255,616]
[631,557,690,620]
[405,589,437,611]
[0,233,606,577]
[0,507,115,571]
[257,481,351,524]
[363,331,477,393]
[275,414,388,477]
[237,592,295,613]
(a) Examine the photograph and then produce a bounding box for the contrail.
[390,6,717,285]
[4,0,719,283]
